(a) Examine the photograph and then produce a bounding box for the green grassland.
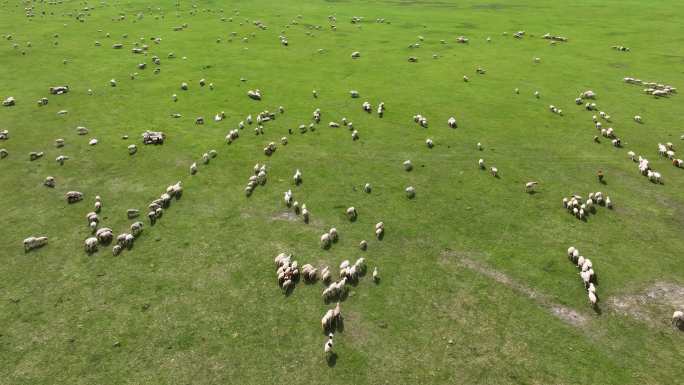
[1,0,683,384]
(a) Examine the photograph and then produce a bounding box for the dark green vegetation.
[1,0,683,384]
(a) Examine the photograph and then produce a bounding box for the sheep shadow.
[526,190,538,196]
[599,179,607,185]
[592,304,602,315]
[326,353,338,367]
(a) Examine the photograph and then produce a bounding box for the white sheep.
[525,181,538,193]
[403,160,413,171]
[190,162,198,175]
[490,167,498,177]
[329,228,338,242]
[364,183,372,193]
[293,169,302,185]
[405,186,416,199]
[426,138,434,148]
[84,237,98,253]
[673,311,684,329]
[478,159,485,169]
[23,236,48,252]
[447,117,457,128]
[346,206,357,220]
[321,233,331,249]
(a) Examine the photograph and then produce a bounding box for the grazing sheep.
[302,205,310,223]
[588,291,598,308]
[375,222,385,239]
[44,176,56,188]
[84,237,98,254]
[321,267,331,283]
[403,160,413,171]
[373,267,379,282]
[364,183,372,193]
[131,222,143,237]
[525,181,538,193]
[359,240,368,251]
[329,228,339,242]
[634,115,642,123]
[673,311,684,329]
[490,167,498,177]
[112,244,122,256]
[3,96,16,106]
[321,233,331,249]
[29,151,44,161]
[426,138,434,148]
[23,236,48,252]
[405,186,416,199]
[478,159,485,169]
[190,162,198,175]
[66,191,83,203]
[96,228,113,244]
[293,169,302,185]
[351,130,359,141]
[346,207,357,221]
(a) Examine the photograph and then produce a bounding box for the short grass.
[1,0,684,384]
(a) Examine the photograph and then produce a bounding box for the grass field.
[1,0,684,384]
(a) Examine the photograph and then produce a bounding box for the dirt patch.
[441,250,590,328]
[607,282,684,327]
[342,310,368,344]
[271,211,299,222]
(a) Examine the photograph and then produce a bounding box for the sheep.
[588,291,598,308]
[3,96,16,106]
[426,138,434,148]
[190,162,198,175]
[302,264,318,283]
[247,89,262,100]
[23,236,48,252]
[403,160,413,171]
[525,181,538,193]
[329,228,339,243]
[490,167,498,177]
[477,142,483,151]
[284,190,293,207]
[359,240,368,251]
[375,221,385,239]
[373,267,379,282]
[66,191,83,203]
[478,159,485,169]
[463,75,469,82]
[673,311,684,329]
[293,169,302,185]
[351,51,360,58]
[324,334,334,354]
[447,117,457,128]
[321,233,331,249]
[302,205,310,223]
[44,176,56,188]
[362,101,372,113]
[346,207,357,221]
[634,115,642,123]
[84,237,98,253]
[351,130,359,141]
[29,151,44,161]
[405,186,416,199]
[95,228,113,244]
[364,183,372,193]
[321,267,332,283]
[130,222,144,237]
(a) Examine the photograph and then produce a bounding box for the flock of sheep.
[5,5,684,368]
